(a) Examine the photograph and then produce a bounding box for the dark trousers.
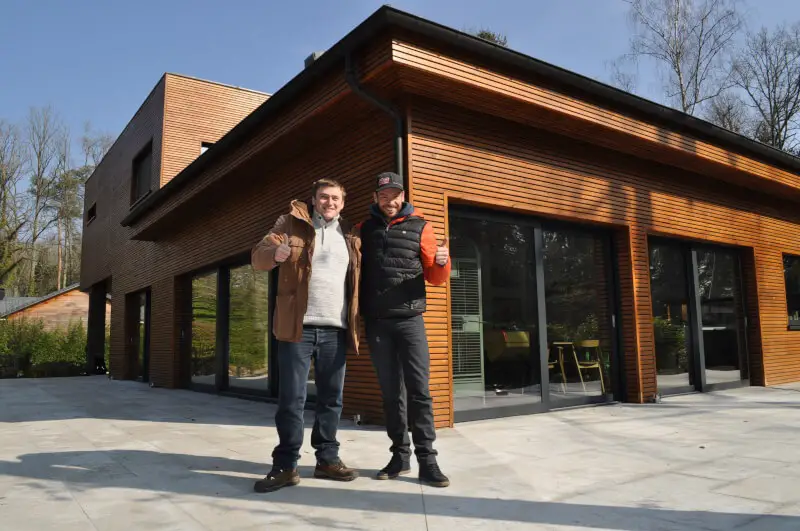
[366,315,437,464]
[272,326,347,470]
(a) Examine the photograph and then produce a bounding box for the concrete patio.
[0,377,798,530]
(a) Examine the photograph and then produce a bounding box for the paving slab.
[0,377,799,530]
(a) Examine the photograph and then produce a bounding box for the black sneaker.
[419,461,449,488]
[253,467,300,493]
[376,454,411,480]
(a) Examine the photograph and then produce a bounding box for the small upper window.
[86,203,97,224]
[784,254,800,330]
[200,142,214,155]
[131,142,153,205]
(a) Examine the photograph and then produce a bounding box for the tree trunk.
[56,214,62,291]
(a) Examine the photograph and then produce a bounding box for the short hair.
[312,178,346,198]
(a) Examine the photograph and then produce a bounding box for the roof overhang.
[121,6,800,231]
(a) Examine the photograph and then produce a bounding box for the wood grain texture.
[7,290,111,332]
[80,75,274,386]
[408,98,799,398]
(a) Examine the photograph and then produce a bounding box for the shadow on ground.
[0,450,796,530]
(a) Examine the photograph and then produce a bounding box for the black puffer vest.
[360,203,428,319]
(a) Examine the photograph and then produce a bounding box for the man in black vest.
[360,171,451,488]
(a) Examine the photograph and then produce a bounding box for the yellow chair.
[574,340,605,394]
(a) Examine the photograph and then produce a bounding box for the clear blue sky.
[1,0,797,147]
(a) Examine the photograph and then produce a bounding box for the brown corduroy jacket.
[251,200,361,353]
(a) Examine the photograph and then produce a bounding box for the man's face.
[375,188,405,218]
[312,186,345,221]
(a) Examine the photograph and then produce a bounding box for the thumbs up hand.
[275,233,291,263]
[435,238,449,266]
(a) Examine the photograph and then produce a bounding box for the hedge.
[0,318,89,378]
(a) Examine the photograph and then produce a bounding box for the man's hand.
[274,233,291,263]
[435,239,449,266]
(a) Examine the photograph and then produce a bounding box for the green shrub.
[0,318,88,378]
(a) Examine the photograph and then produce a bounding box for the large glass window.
[543,227,613,401]
[649,238,750,395]
[191,271,217,386]
[450,215,541,413]
[649,241,694,393]
[128,290,150,383]
[697,248,746,385]
[785,255,800,330]
[136,292,148,382]
[228,265,270,392]
[449,208,617,417]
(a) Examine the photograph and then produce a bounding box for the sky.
[1,0,799,152]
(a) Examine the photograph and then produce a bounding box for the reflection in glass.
[784,255,800,328]
[136,292,148,382]
[192,272,217,385]
[697,249,745,385]
[449,215,541,412]
[543,228,613,401]
[228,266,270,392]
[649,242,693,392]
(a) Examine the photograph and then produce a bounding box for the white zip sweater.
[303,212,350,329]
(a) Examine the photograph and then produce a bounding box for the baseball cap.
[375,171,404,192]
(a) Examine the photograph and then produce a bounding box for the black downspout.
[345,54,406,185]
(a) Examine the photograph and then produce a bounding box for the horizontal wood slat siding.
[162,75,268,185]
[7,290,110,332]
[392,40,800,196]
[409,101,800,396]
[135,42,394,237]
[80,75,274,387]
[157,106,397,422]
[81,79,166,291]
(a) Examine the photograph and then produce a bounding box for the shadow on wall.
[0,449,797,530]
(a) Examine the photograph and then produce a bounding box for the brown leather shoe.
[314,460,359,482]
[253,467,300,493]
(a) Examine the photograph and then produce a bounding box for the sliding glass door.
[449,206,619,420]
[186,260,274,396]
[648,238,749,396]
[696,247,748,387]
[127,289,151,383]
[191,271,218,389]
[543,227,614,403]
[649,241,695,393]
[228,265,270,393]
[449,216,542,413]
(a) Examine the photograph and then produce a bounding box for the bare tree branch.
[621,0,743,115]
[705,91,749,133]
[732,23,800,152]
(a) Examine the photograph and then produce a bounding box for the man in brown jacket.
[250,178,361,493]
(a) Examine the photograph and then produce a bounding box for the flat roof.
[121,5,800,227]
[86,73,266,186]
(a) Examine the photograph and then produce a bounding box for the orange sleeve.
[420,222,451,286]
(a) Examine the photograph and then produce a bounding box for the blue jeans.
[272,326,347,470]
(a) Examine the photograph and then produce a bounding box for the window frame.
[183,252,278,399]
[784,254,800,331]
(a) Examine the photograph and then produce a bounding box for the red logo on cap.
[379,176,391,186]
